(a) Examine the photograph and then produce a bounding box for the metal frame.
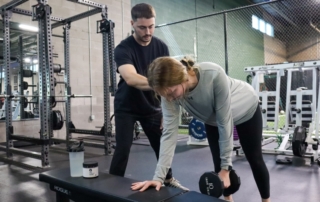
[245,61,320,161]
[67,0,104,8]
[1,5,14,159]
[19,36,25,119]
[63,23,72,148]
[248,69,282,131]
[32,0,55,167]
[11,7,63,21]
[283,68,317,131]
[0,0,45,166]
[51,8,101,29]
[0,0,63,168]
[50,0,115,155]
[100,9,114,155]
[0,0,116,167]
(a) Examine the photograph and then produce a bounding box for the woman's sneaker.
[164,177,189,191]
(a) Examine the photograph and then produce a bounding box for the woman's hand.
[218,170,231,188]
[131,180,162,192]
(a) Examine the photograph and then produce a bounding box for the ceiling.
[246,0,320,27]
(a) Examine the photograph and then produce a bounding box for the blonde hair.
[147,56,197,97]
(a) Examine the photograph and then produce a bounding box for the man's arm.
[118,64,152,91]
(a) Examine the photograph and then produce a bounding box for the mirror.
[0,21,39,121]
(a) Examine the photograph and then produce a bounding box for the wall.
[0,0,131,142]
[286,25,320,62]
[264,36,286,64]
[131,0,265,81]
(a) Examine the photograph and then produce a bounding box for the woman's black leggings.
[205,105,270,199]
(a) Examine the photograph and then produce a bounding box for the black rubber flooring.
[0,137,319,202]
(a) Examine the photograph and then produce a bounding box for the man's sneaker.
[164,177,189,191]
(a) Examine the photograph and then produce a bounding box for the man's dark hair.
[131,3,156,21]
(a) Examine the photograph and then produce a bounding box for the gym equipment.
[199,170,241,198]
[52,110,64,130]
[292,126,308,156]
[189,118,207,139]
[23,81,28,90]
[53,64,64,73]
[23,97,28,108]
[21,81,37,90]
[0,91,36,120]
[24,111,35,118]
[39,167,185,202]
[187,118,208,146]
[245,61,320,163]
[22,69,33,77]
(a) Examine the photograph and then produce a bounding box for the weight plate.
[189,118,206,139]
[292,126,307,156]
[23,97,28,108]
[23,81,28,90]
[292,141,307,156]
[52,110,64,130]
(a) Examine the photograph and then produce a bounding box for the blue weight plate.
[189,118,207,139]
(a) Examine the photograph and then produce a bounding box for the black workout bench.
[39,168,225,202]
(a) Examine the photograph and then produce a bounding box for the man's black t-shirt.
[114,35,169,116]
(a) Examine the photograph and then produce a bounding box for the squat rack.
[0,0,117,168]
[49,0,117,156]
[0,0,63,167]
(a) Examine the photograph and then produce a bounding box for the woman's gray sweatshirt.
[153,62,259,182]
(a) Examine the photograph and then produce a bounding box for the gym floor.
[0,135,319,202]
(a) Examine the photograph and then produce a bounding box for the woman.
[131,57,270,202]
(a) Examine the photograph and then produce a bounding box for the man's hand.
[131,180,162,192]
[218,170,231,188]
[118,64,152,91]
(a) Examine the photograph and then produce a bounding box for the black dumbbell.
[199,170,241,198]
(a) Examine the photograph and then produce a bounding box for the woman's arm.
[131,98,180,191]
[153,99,180,182]
[213,70,234,170]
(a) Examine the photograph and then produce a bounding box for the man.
[109,3,188,191]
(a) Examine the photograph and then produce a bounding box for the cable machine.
[245,61,320,165]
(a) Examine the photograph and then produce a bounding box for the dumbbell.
[199,170,241,198]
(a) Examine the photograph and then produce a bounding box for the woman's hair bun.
[180,57,194,69]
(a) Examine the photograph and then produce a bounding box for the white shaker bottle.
[69,140,85,177]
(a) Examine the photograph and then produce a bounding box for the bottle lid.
[83,161,98,168]
[68,140,85,152]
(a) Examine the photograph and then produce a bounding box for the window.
[266,23,274,37]
[259,19,266,33]
[252,15,259,29]
[252,15,274,37]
